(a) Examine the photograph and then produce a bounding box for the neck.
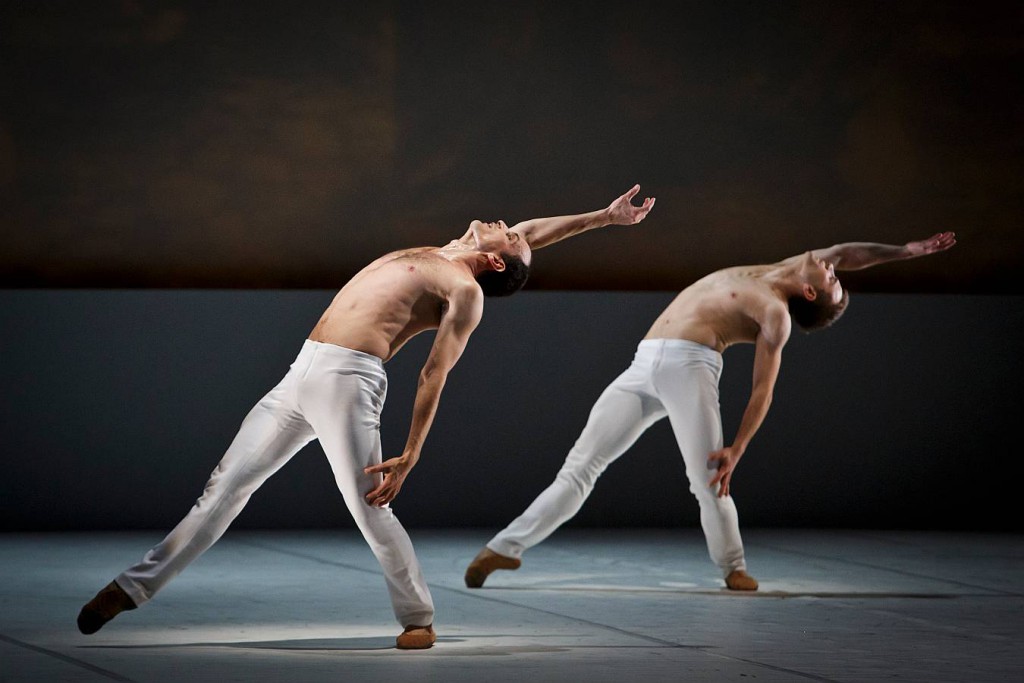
[436,247,490,277]
[762,262,807,299]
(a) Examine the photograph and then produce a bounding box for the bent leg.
[116,387,314,605]
[657,366,746,575]
[488,366,666,559]
[301,366,434,629]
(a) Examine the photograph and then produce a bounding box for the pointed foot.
[464,547,521,588]
[77,581,137,635]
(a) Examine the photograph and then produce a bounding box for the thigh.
[567,366,667,472]
[300,372,386,502]
[656,367,724,482]
[208,383,316,491]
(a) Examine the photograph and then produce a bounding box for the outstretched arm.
[707,307,791,498]
[509,184,656,250]
[812,232,956,271]
[363,284,483,507]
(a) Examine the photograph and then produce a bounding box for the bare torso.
[308,245,474,361]
[644,264,790,352]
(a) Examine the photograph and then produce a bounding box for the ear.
[486,253,506,272]
[802,284,817,301]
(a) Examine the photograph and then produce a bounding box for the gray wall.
[1,290,1020,531]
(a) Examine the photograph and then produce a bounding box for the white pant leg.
[488,355,667,559]
[298,343,434,628]
[116,356,316,605]
[652,341,746,575]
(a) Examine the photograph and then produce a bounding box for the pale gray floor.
[1,529,1021,683]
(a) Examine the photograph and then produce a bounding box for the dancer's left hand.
[606,184,656,225]
[707,446,743,498]
[364,456,413,507]
[905,231,956,256]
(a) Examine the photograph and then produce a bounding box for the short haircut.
[788,289,850,332]
[475,252,530,297]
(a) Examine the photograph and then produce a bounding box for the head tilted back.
[476,252,530,297]
[788,289,850,331]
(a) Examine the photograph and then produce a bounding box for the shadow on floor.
[477,586,957,598]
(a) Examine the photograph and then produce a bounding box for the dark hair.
[788,289,850,332]
[475,252,530,297]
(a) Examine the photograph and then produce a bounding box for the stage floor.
[1,529,1021,682]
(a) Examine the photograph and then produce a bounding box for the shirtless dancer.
[77,185,655,649]
[466,232,956,591]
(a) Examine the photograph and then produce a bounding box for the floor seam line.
[701,649,841,683]
[0,632,140,683]
[232,539,679,648]
[232,538,851,681]
[750,542,1021,596]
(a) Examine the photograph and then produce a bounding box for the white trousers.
[488,339,746,575]
[115,340,434,627]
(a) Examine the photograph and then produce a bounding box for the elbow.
[419,365,449,388]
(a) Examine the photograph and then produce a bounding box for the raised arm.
[812,232,956,271]
[363,284,483,507]
[509,184,656,250]
[707,306,791,498]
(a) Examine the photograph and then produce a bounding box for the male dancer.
[77,185,655,649]
[465,232,956,591]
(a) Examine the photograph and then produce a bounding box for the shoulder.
[757,299,792,347]
[452,279,484,305]
[444,279,484,318]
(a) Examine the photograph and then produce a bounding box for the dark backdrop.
[2,290,1020,532]
[1,0,1020,291]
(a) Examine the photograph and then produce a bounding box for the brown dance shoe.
[464,547,521,588]
[77,580,137,634]
[725,569,759,591]
[396,624,436,650]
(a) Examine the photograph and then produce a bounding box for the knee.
[347,497,398,530]
[687,471,722,505]
[556,456,605,496]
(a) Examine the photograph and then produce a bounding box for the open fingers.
[709,468,724,488]
[714,469,733,498]
[366,480,398,507]
[622,184,640,201]
[365,480,388,504]
[635,197,655,217]
[927,231,956,251]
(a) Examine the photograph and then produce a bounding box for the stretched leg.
[79,370,315,633]
[115,387,315,605]
[298,355,434,634]
[655,360,750,583]
[470,362,666,586]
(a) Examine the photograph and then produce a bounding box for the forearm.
[820,242,911,271]
[730,390,773,454]
[512,208,611,250]
[400,374,447,463]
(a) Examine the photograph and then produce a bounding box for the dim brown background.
[1,0,1019,292]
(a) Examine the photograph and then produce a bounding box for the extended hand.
[707,446,743,498]
[607,184,656,225]
[906,231,956,257]
[363,456,413,507]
